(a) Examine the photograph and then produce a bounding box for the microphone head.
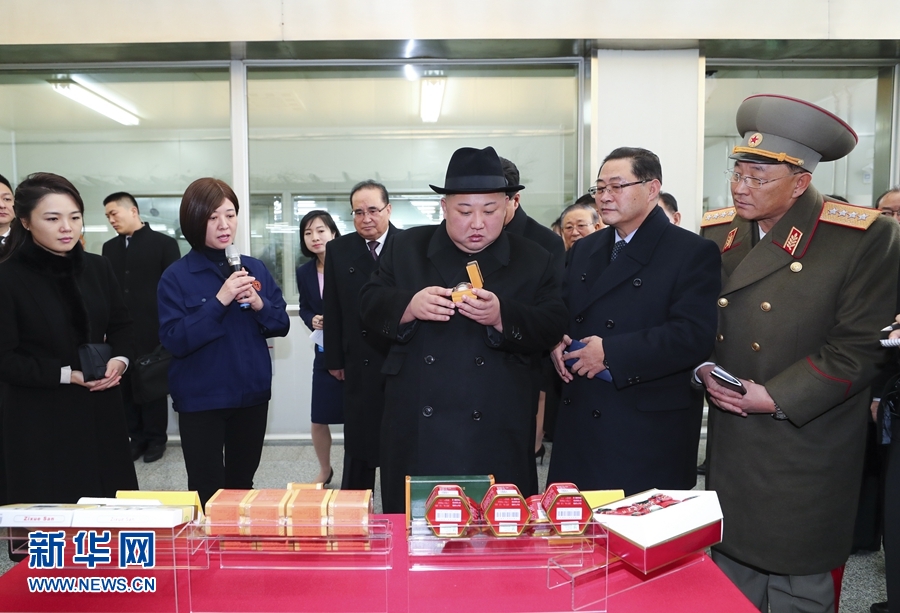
[225,244,241,267]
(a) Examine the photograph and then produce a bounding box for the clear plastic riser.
[406,520,609,612]
[181,518,392,613]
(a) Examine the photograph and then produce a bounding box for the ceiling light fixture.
[420,77,446,123]
[49,79,140,126]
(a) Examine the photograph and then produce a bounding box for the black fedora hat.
[430,146,525,195]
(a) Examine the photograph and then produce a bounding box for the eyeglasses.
[725,170,802,189]
[879,208,900,218]
[350,203,389,218]
[563,222,594,233]
[589,180,649,197]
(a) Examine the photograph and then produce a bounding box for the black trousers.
[178,403,269,509]
[341,450,377,491]
[885,416,900,605]
[122,374,169,448]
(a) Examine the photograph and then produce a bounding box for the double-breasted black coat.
[322,225,400,465]
[359,223,568,512]
[102,223,181,355]
[547,206,721,495]
[0,238,138,503]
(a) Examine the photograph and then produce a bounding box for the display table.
[0,514,756,612]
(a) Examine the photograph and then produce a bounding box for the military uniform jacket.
[702,186,900,575]
[359,223,568,512]
[547,206,721,494]
[322,225,400,464]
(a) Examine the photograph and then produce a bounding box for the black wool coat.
[102,223,181,355]
[322,225,400,464]
[359,223,568,513]
[547,206,721,496]
[0,238,138,503]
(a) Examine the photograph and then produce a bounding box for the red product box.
[424,485,474,538]
[593,489,723,574]
[525,495,554,536]
[481,484,530,537]
[540,483,591,535]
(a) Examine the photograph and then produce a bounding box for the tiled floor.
[0,440,888,612]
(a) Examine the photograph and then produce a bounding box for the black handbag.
[132,344,173,405]
[77,343,113,382]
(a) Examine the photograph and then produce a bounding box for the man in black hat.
[696,94,900,613]
[359,146,567,513]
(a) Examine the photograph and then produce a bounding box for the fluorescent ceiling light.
[50,79,140,126]
[83,225,111,233]
[420,77,446,123]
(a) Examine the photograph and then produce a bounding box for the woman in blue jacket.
[158,178,289,507]
[296,210,342,485]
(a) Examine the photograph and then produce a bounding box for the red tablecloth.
[0,515,756,612]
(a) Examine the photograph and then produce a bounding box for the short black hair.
[574,193,594,206]
[350,180,389,207]
[601,147,662,184]
[103,191,140,213]
[659,191,678,213]
[499,157,520,199]
[299,210,341,258]
[0,173,11,192]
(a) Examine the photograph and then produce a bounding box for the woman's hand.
[216,270,256,307]
[72,359,126,392]
[311,314,324,330]
[238,284,264,312]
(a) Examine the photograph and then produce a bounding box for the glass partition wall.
[0,68,232,254]
[703,67,884,213]
[246,63,581,303]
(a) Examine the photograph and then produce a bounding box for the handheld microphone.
[224,245,251,311]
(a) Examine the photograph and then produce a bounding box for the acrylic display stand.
[180,518,392,613]
[406,519,609,612]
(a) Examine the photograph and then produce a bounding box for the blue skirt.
[311,348,344,425]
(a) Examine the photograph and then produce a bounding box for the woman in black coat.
[0,173,138,506]
[295,210,343,485]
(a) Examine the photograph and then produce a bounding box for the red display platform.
[0,514,756,612]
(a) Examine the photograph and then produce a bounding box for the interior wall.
[592,49,703,231]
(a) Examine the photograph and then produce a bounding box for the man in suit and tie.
[323,180,400,491]
[102,192,181,463]
[547,147,721,495]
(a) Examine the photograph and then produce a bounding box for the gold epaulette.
[700,207,737,227]
[819,201,879,230]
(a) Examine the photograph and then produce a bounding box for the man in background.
[658,191,682,225]
[102,192,181,463]
[323,180,400,491]
[877,186,900,222]
[559,201,602,250]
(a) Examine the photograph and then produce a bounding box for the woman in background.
[158,178,289,507]
[296,210,342,485]
[0,172,137,506]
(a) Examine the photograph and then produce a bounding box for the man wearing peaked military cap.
[696,94,900,613]
[359,146,567,513]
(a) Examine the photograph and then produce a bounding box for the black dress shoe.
[143,444,166,463]
[697,459,707,476]
[871,601,889,613]
[130,442,147,462]
[323,468,334,486]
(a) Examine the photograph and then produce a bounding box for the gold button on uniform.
[751,342,761,352]
[760,302,772,312]
[717,334,725,342]
[718,298,729,307]
[790,262,803,272]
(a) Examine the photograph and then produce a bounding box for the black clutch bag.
[77,343,113,382]
[132,344,173,405]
